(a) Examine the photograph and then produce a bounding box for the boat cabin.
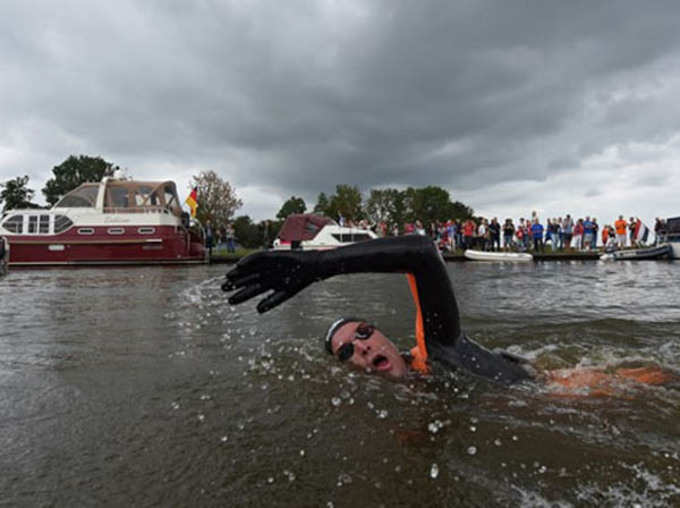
[0,180,184,236]
[55,179,183,215]
[665,217,680,240]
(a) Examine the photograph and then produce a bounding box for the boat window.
[138,227,156,234]
[107,227,125,235]
[304,222,321,234]
[3,214,24,233]
[56,184,99,207]
[54,215,74,234]
[164,184,178,208]
[106,187,130,208]
[28,215,38,233]
[78,228,95,235]
[134,185,156,206]
[331,233,373,242]
[39,215,50,233]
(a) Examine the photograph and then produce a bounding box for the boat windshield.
[55,184,99,208]
[103,181,181,215]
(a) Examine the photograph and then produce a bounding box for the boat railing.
[103,206,174,215]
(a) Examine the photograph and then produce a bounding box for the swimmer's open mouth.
[373,355,390,371]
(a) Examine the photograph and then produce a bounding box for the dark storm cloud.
[2,0,680,221]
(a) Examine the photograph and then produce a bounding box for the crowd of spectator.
[349,213,666,253]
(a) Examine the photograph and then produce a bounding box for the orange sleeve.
[406,273,429,373]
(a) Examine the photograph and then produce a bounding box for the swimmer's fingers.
[228,283,269,305]
[224,252,271,281]
[227,272,261,290]
[256,290,292,313]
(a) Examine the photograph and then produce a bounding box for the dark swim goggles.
[335,323,376,362]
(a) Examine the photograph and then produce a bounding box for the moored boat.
[599,244,672,261]
[0,176,206,266]
[273,214,378,250]
[464,249,533,262]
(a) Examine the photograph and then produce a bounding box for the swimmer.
[223,235,674,393]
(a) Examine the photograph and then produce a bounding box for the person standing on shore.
[573,219,584,250]
[531,218,544,252]
[205,220,214,258]
[614,216,627,248]
[225,223,236,253]
[489,218,501,251]
[583,216,594,250]
[503,218,515,251]
[628,217,637,247]
[562,214,573,249]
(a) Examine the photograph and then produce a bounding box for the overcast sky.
[2,0,680,226]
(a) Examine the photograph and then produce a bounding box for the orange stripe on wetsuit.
[406,273,429,373]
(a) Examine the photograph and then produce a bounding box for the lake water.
[1,261,679,507]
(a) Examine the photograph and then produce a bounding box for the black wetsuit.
[223,235,532,384]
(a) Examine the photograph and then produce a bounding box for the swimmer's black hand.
[222,250,322,313]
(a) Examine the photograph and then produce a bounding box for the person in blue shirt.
[530,218,544,252]
[583,216,594,249]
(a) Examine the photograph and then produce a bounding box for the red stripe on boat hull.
[6,226,206,266]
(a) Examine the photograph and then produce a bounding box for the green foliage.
[327,184,363,222]
[230,216,281,248]
[261,219,282,248]
[232,215,261,248]
[1,175,40,211]
[308,184,473,227]
[313,192,330,215]
[191,170,243,227]
[276,196,306,220]
[365,188,406,226]
[403,186,473,224]
[42,155,116,206]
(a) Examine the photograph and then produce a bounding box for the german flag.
[185,187,198,218]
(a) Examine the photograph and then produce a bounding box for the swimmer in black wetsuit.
[223,235,678,393]
[222,235,533,384]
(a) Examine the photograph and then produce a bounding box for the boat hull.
[464,249,533,262]
[670,242,680,260]
[600,244,672,261]
[6,225,205,266]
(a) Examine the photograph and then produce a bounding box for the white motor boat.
[464,249,533,262]
[273,214,377,250]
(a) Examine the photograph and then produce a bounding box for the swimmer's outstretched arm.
[224,236,458,337]
[224,235,531,383]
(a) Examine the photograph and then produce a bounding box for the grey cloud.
[2,1,680,221]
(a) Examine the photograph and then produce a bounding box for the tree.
[191,170,243,227]
[364,188,405,226]
[232,215,260,248]
[43,155,117,206]
[276,196,306,220]
[313,192,330,215]
[1,175,40,212]
[327,185,363,222]
[403,185,473,225]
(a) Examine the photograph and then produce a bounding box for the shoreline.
[209,249,608,264]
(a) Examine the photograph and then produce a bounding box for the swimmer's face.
[330,322,408,379]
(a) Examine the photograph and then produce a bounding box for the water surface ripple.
[1,261,679,506]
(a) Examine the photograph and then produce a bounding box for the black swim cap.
[324,317,363,355]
